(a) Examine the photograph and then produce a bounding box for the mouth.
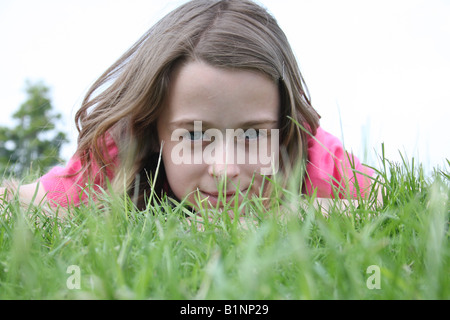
[199,189,247,207]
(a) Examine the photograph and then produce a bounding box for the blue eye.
[185,131,209,141]
[189,131,203,140]
[244,129,268,140]
[244,129,259,140]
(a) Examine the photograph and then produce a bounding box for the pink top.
[40,127,374,207]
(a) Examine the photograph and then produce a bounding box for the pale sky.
[1,0,449,173]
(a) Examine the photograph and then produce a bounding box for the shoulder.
[307,127,344,158]
[304,126,374,198]
[39,132,120,207]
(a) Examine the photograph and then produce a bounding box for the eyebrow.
[168,119,279,130]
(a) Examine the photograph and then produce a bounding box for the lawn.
[0,151,448,300]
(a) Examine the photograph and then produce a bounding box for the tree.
[0,80,68,177]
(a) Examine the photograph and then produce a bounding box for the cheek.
[244,166,266,190]
[162,145,204,199]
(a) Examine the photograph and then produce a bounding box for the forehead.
[160,61,279,129]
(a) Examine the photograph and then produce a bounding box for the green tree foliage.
[0,80,68,177]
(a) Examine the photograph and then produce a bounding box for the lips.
[199,189,247,206]
[202,191,237,197]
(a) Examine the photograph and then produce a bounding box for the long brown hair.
[74,0,320,208]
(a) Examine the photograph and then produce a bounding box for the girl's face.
[157,60,279,210]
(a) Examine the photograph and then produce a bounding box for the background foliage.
[0,80,67,177]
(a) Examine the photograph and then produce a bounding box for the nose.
[207,140,240,179]
[208,161,240,179]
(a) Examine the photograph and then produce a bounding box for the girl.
[1,0,373,212]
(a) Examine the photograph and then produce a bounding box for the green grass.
[0,152,449,300]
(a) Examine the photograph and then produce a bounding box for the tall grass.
[0,150,448,300]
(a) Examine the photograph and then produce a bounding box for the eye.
[188,131,203,141]
[243,129,268,140]
[184,131,212,142]
[244,129,259,140]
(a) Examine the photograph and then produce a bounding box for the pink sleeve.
[40,135,119,207]
[304,127,374,199]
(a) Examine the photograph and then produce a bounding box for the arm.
[0,181,47,207]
